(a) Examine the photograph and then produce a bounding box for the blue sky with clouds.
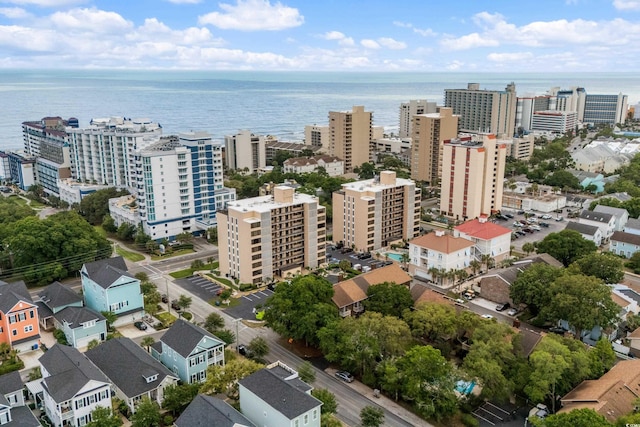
[1,0,639,71]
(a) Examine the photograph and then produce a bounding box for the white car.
[541,214,552,220]
[481,314,494,320]
[507,308,518,316]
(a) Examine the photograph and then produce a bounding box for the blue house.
[81,257,144,326]
[150,319,225,384]
[610,231,640,258]
[37,281,84,331]
[569,170,605,193]
[53,307,107,349]
[0,371,39,426]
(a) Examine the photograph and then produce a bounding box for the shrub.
[461,413,480,427]
[163,415,174,425]
[239,283,255,292]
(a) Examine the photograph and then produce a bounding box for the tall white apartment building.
[217,186,326,284]
[399,100,436,138]
[333,171,421,252]
[67,117,162,189]
[329,106,372,173]
[225,130,267,174]
[515,96,556,132]
[304,125,330,151]
[549,86,586,120]
[531,111,578,134]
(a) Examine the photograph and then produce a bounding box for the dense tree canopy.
[536,230,597,267]
[77,187,130,225]
[403,302,459,342]
[510,263,565,315]
[530,408,612,427]
[363,282,414,318]
[264,275,339,346]
[569,252,625,284]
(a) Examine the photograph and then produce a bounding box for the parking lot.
[473,401,527,427]
[325,246,390,271]
[498,209,570,252]
[175,274,223,302]
[225,288,274,320]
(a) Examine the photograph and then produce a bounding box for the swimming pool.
[386,253,403,262]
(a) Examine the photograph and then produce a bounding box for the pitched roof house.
[609,231,640,258]
[37,281,83,331]
[0,371,39,426]
[331,264,411,317]
[559,359,640,422]
[175,394,256,427]
[453,217,512,262]
[408,230,474,285]
[578,210,616,242]
[81,256,144,326]
[150,319,225,384]
[39,344,112,427]
[53,307,107,349]
[239,361,322,427]
[0,280,40,352]
[565,221,603,246]
[86,337,178,413]
[593,205,629,231]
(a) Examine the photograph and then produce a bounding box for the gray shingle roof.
[4,405,40,426]
[53,306,105,330]
[625,218,640,231]
[593,205,629,218]
[85,338,177,399]
[580,210,614,223]
[83,256,134,289]
[239,368,321,420]
[611,231,640,246]
[175,394,256,427]
[38,282,82,310]
[566,221,600,236]
[0,371,22,395]
[0,281,33,314]
[161,319,224,358]
[39,344,109,402]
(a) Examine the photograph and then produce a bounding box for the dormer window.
[144,374,158,383]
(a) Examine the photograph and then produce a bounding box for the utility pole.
[236,318,242,353]
[165,277,170,315]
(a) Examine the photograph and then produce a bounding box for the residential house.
[479,254,563,305]
[408,230,474,285]
[86,337,178,414]
[559,359,640,422]
[593,205,629,231]
[624,217,640,235]
[0,280,40,352]
[53,307,106,349]
[239,361,322,427]
[569,170,605,193]
[39,344,112,427]
[410,284,456,307]
[283,155,344,177]
[578,210,616,243]
[81,256,144,326]
[175,394,256,427]
[0,371,38,426]
[565,221,603,247]
[609,231,640,258]
[37,281,83,331]
[453,216,512,263]
[150,319,225,384]
[331,264,411,317]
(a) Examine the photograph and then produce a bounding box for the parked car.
[495,302,510,311]
[481,314,494,320]
[516,231,526,236]
[505,213,514,219]
[555,216,564,221]
[238,344,248,356]
[340,247,353,254]
[161,294,169,303]
[517,210,525,215]
[335,371,354,383]
[549,327,567,334]
[358,252,372,260]
[134,321,147,331]
[541,214,552,220]
[507,308,518,316]
[171,299,181,311]
[539,222,550,227]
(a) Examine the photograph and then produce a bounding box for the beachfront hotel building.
[304,124,330,151]
[399,100,436,138]
[583,93,628,126]
[333,171,421,252]
[410,107,458,185]
[439,134,507,221]
[224,130,267,174]
[328,106,372,173]
[217,186,326,284]
[531,110,578,134]
[444,83,517,137]
[67,117,162,189]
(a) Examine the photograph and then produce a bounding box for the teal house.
[151,319,225,384]
[81,257,144,326]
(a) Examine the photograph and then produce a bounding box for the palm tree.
[469,260,482,277]
[522,242,536,256]
[400,252,410,270]
[427,266,440,285]
[141,337,155,352]
[480,254,494,272]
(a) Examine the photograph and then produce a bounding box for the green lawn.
[93,225,107,238]
[170,262,219,279]
[156,312,177,326]
[151,248,195,261]
[115,245,145,262]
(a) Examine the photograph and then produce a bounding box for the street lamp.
[235,318,242,353]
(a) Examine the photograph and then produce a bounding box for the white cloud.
[166,0,201,4]
[127,18,225,46]
[393,20,436,37]
[198,0,303,31]
[377,37,406,50]
[441,32,499,50]
[321,30,354,46]
[446,60,464,70]
[0,7,30,18]
[0,0,86,6]
[487,51,534,62]
[360,39,380,49]
[49,8,132,33]
[613,0,640,10]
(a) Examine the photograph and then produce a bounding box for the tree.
[130,397,162,427]
[77,188,130,225]
[141,337,155,352]
[338,259,350,271]
[87,339,100,350]
[321,414,343,427]
[363,282,414,318]
[543,274,620,340]
[102,214,117,233]
[311,388,338,414]
[214,329,236,346]
[480,254,495,271]
[101,311,118,332]
[522,242,536,256]
[360,406,385,427]
[536,230,598,267]
[570,252,624,284]
[543,170,581,190]
[510,263,564,315]
[177,294,192,314]
[297,361,316,384]
[626,251,640,274]
[589,338,616,378]
[86,406,123,427]
[470,260,482,276]
[248,336,269,360]
[27,367,41,381]
[354,162,376,179]
[403,302,458,343]
[203,312,225,333]
[532,408,612,427]
[207,227,218,245]
[162,383,199,416]
[264,275,339,347]
[199,358,264,398]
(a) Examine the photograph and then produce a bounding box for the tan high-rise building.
[304,125,330,152]
[444,83,517,137]
[217,186,326,284]
[224,130,266,174]
[333,171,420,252]
[399,100,437,138]
[329,106,372,173]
[439,134,507,221]
[410,107,458,185]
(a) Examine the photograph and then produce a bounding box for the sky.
[1,0,640,71]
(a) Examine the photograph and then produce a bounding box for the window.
[18,312,26,321]
[8,315,16,324]
[11,330,16,336]
[304,414,309,424]
[24,325,33,333]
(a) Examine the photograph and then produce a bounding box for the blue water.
[1,70,639,151]
[386,253,403,262]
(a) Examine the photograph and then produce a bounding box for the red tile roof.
[454,219,511,241]
[409,232,473,254]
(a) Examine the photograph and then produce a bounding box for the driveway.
[225,289,274,320]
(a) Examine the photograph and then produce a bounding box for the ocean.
[1,70,639,151]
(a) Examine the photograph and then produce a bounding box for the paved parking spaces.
[473,401,526,427]
[175,275,222,302]
[227,289,274,320]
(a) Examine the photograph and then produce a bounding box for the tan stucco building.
[440,134,507,221]
[410,107,458,185]
[332,171,421,252]
[217,186,326,284]
[329,106,372,173]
